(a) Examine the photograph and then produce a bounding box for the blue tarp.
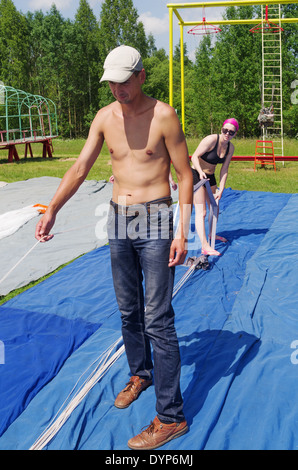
[0,188,297,450]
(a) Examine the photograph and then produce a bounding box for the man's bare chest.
[104,118,166,161]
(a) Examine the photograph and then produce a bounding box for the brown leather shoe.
[128,416,188,450]
[114,376,152,409]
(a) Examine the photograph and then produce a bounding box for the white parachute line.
[50,337,123,423]
[172,265,196,298]
[0,221,96,288]
[0,237,46,287]
[30,337,124,451]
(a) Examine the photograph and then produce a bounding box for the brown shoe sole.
[128,424,188,450]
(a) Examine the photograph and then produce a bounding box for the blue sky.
[12,0,226,59]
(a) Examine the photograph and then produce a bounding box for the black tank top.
[200,135,230,165]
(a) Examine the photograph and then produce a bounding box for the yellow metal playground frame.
[167,0,298,132]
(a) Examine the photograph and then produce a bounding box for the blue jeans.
[107,198,185,423]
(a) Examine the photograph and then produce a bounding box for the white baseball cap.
[100,45,143,83]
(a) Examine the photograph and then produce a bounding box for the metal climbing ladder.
[261,4,284,157]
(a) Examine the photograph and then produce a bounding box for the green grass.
[0,139,113,183]
[1,137,297,192]
[0,137,297,305]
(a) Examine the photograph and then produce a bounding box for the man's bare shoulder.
[153,100,183,139]
[90,102,119,134]
[154,100,177,119]
[94,101,119,120]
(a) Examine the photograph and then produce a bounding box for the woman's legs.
[194,186,221,256]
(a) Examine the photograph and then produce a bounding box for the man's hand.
[168,238,188,267]
[35,212,56,242]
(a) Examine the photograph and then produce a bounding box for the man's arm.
[162,106,193,266]
[35,114,104,241]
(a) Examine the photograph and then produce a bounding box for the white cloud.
[89,0,104,11]
[28,0,73,12]
[138,12,168,36]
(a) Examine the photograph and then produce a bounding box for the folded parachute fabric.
[0,204,48,240]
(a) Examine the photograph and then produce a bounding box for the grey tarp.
[0,177,113,296]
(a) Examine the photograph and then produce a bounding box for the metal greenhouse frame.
[0,84,58,162]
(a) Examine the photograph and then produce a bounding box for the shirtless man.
[35,45,193,450]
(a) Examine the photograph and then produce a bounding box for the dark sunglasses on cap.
[222,128,236,136]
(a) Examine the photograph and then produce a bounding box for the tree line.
[0,0,297,138]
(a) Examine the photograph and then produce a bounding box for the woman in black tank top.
[191,119,238,256]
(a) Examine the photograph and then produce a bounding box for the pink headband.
[223,118,239,132]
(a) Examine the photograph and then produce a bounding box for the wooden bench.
[0,131,56,162]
